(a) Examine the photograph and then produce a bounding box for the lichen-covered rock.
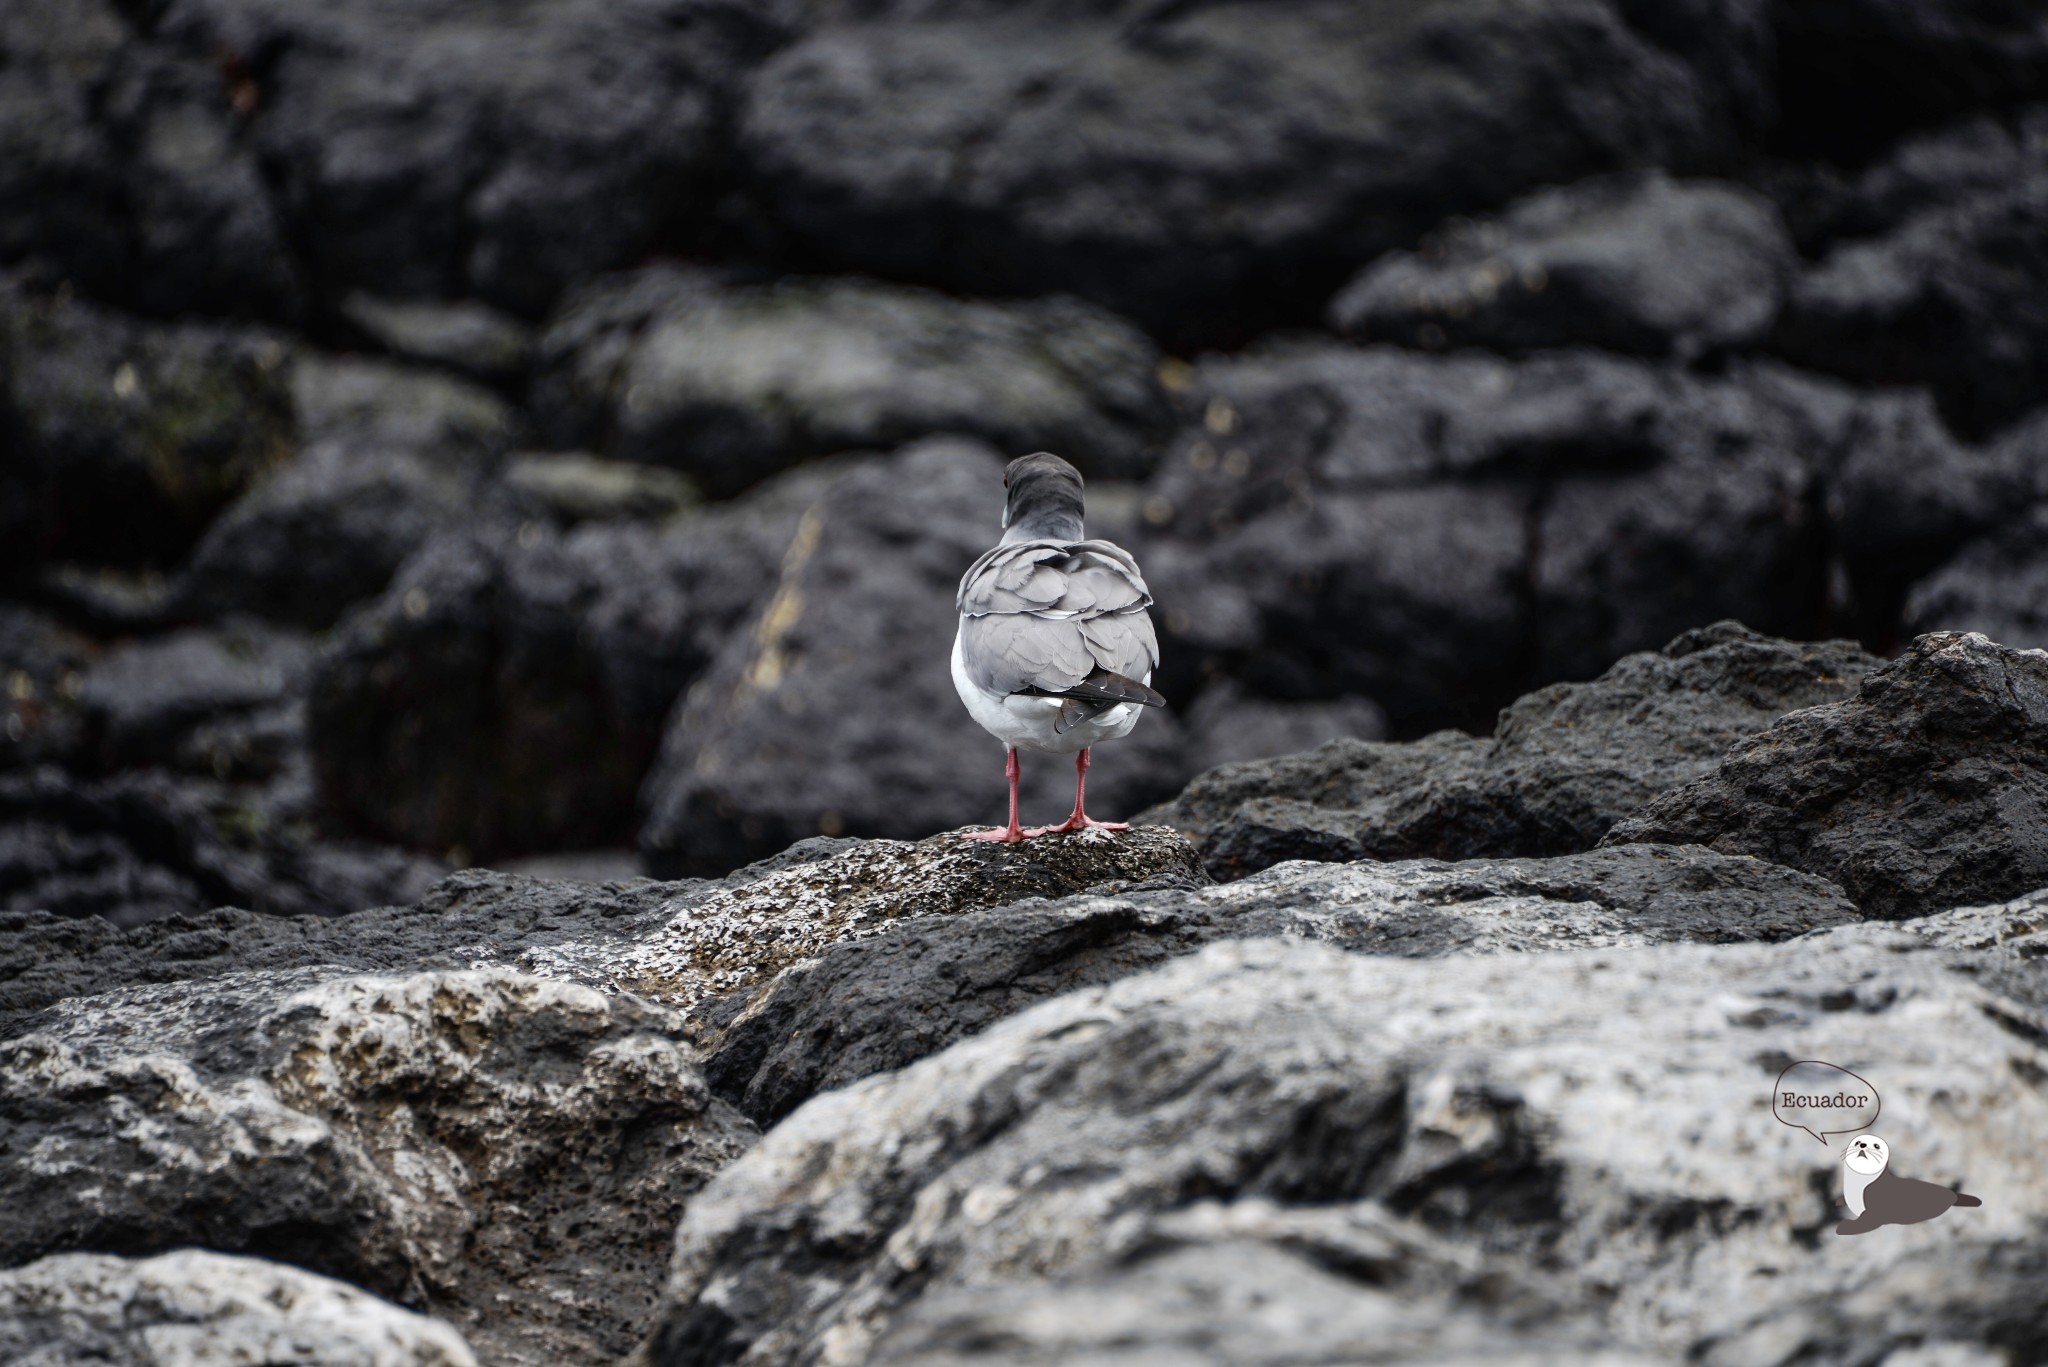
[1603,630,2048,918]
[0,280,294,570]
[1330,172,1795,360]
[0,1249,478,1367]
[644,910,2048,1367]
[1143,623,1878,881]
[638,439,1189,877]
[698,842,1858,1125]
[0,966,755,1367]
[534,268,1169,495]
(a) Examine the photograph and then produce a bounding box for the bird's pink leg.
[1028,748,1129,836]
[961,747,1029,842]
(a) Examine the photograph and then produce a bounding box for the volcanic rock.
[736,0,1762,339]
[0,1249,477,1367]
[698,842,1858,1126]
[1603,630,2048,918]
[533,267,1169,496]
[645,909,2048,1366]
[1143,622,1878,881]
[0,966,755,1367]
[1330,172,1795,360]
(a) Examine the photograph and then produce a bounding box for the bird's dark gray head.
[1001,452,1085,543]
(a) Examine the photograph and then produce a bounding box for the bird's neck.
[1002,512,1084,544]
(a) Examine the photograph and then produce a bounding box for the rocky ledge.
[4,625,2047,1365]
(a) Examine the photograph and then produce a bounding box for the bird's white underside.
[952,627,1145,755]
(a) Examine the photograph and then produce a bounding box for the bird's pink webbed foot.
[1025,748,1129,837]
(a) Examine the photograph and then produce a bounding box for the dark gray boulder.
[173,356,518,629]
[1772,152,2048,439]
[306,466,834,859]
[735,0,1762,339]
[147,0,795,315]
[638,439,1189,877]
[1603,630,2048,918]
[699,842,1858,1126]
[0,0,302,320]
[75,622,311,772]
[1330,172,1795,360]
[0,767,444,927]
[1905,505,2048,651]
[646,906,2048,1367]
[0,281,295,570]
[0,1250,478,1367]
[1136,345,1837,728]
[533,267,1169,496]
[1142,622,1879,881]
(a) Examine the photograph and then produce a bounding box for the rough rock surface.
[534,268,1169,494]
[1142,623,1878,880]
[699,842,1859,1125]
[306,466,829,859]
[645,911,2048,1367]
[0,1249,478,1367]
[1330,172,1795,360]
[1604,631,2048,918]
[1136,346,1838,727]
[0,824,1199,1022]
[737,0,1761,338]
[0,966,755,1367]
[639,439,1188,876]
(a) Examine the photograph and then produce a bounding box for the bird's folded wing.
[957,539,1159,698]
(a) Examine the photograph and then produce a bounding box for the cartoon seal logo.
[1837,1135,1984,1235]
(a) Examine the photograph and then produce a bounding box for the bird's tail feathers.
[1954,1192,1982,1207]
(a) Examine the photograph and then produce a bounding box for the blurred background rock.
[3,0,2045,913]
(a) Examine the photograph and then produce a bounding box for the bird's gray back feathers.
[957,538,1159,697]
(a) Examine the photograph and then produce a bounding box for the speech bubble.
[1772,1059,1881,1145]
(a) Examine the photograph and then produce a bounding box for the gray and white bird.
[952,452,1165,842]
